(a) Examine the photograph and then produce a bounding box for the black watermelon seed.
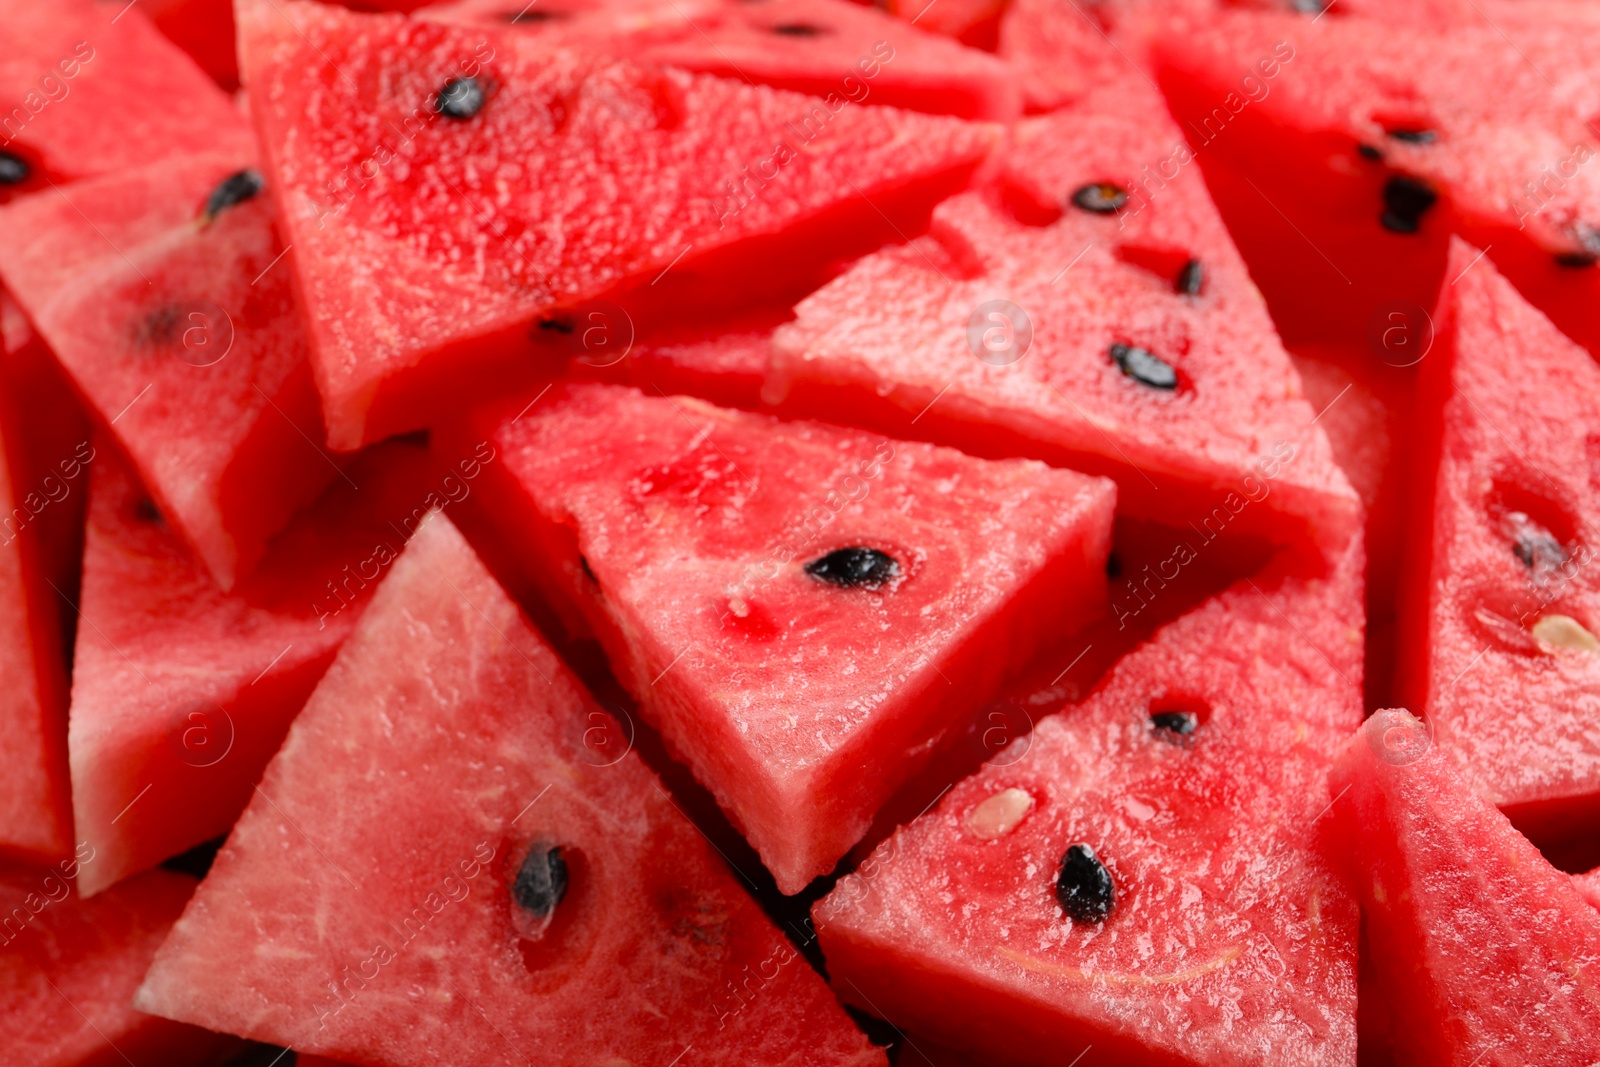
[537,315,574,334]
[436,77,486,120]
[1289,0,1329,12]
[1105,552,1121,579]
[1387,128,1437,145]
[579,555,597,583]
[1056,844,1114,925]
[504,7,564,21]
[0,150,29,185]
[1150,710,1198,738]
[805,547,899,589]
[1070,182,1128,215]
[1380,176,1437,233]
[1175,259,1203,296]
[1506,512,1567,574]
[513,844,568,919]
[134,498,163,524]
[771,22,826,35]
[203,169,264,219]
[1109,342,1178,390]
[1356,144,1383,161]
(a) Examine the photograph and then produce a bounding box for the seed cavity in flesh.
[134,498,163,524]
[1386,128,1437,144]
[1056,843,1114,925]
[1556,224,1600,268]
[1357,144,1383,161]
[1175,259,1203,295]
[1504,510,1567,575]
[1380,176,1437,233]
[1532,614,1600,652]
[805,547,899,589]
[968,788,1033,840]
[1150,710,1199,738]
[1109,342,1178,390]
[513,844,568,919]
[770,22,826,35]
[436,77,487,120]
[505,8,563,21]
[1070,182,1128,215]
[203,169,264,220]
[0,151,29,185]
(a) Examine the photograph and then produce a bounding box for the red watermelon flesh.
[814,545,1365,1067]
[1575,867,1600,911]
[0,0,251,201]
[1151,10,1600,361]
[68,435,435,897]
[998,0,1141,114]
[239,0,998,451]
[133,511,883,1067]
[420,0,1020,120]
[768,185,1359,562]
[461,382,1115,892]
[142,0,242,90]
[1395,239,1600,854]
[567,308,784,411]
[0,862,242,1067]
[877,0,1008,50]
[0,152,340,590]
[1330,709,1600,1066]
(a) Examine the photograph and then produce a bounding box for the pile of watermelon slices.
[6,0,1600,1063]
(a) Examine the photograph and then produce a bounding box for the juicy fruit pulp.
[68,436,433,896]
[0,152,336,589]
[133,512,883,1067]
[1330,709,1600,1067]
[238,0,998,448]
[768,50,1359,565]
[462,382,1115,892]
[421,0,1020,119]
[0,863,242,1067]
[1398,239,1600,855]
[815,545,1365,1067]
[0,0,251,201]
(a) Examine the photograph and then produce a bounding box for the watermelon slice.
[460,382,1115,893]
[0,0,251,201]
[0,152,340,590]
[68,434,434,896]
[238,0,999,449]
[420,0,1020,119]
[1396,239,1600,855]
[812,544,1365,1066]
[1,862,242,1066]
[1151,9,1600,361]
[767,78,1360,560]
[1330,708,1600,1066]
[133,511,883,1066]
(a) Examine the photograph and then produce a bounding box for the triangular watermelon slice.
[1330,708,1600,1065]
[133,511,883,1066]
[460,382,1115,893]
[1,862,243,1066]
[1397,239,1600,854]
[68,435,434,896]
[1150,9,1600,361]
[419,0,1020,119]
[767,88,1360,559]
[238,0,999,449]
[0,0,252,201]
[812,544,1365,1066]
[0,151,341,590]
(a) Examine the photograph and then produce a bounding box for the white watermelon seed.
[967,788,1033,840]
[1532,614,1600,653]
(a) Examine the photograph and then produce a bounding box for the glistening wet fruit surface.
[133,513,882,1067]
[814,545,1365,1067]
[464,382,1115,893]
